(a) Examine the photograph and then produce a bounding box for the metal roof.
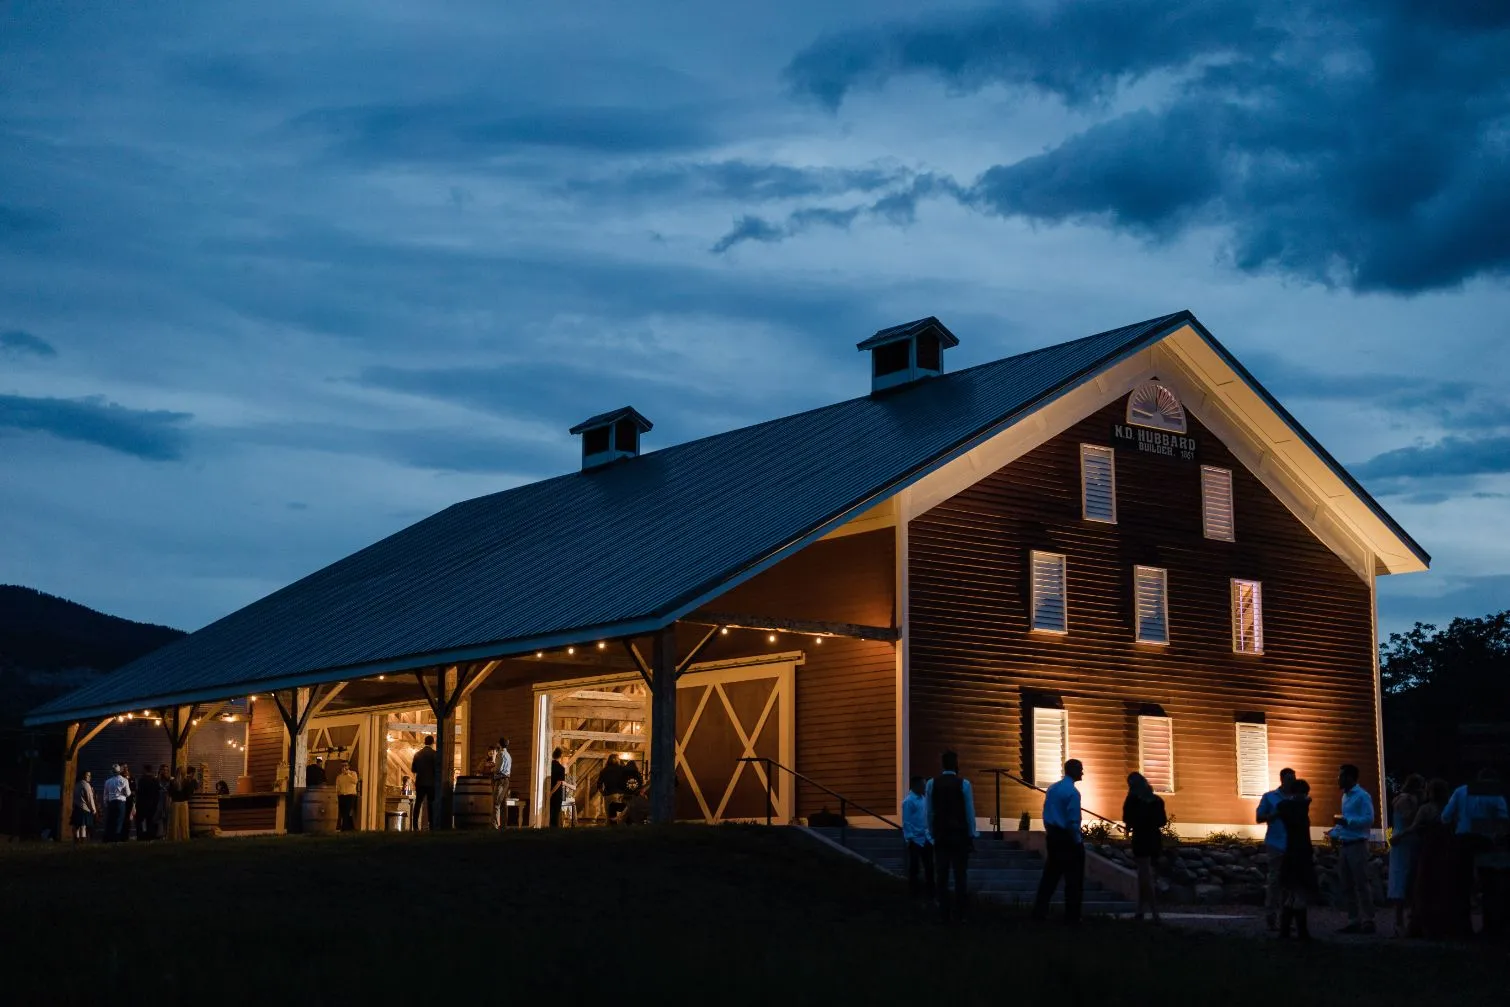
[27,310,1427,724]
[569,406,654,435]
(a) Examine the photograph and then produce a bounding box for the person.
[170,767,197,841]
[926,751,976,924]
[1405,778,1460,939]
[901,775,935,902]
[492,737,513,830]
[103,764,131,843]
[215,779,230,796]
[1441,769,1509,937]
[548,747,567,829]
[153,764,173,840]
[1034,759,1085,924]
[1328,763,1377,934]
[411,736,437,831]
[71,770,97,844]
[134,763,159,842]
[1276,779,1319,940]
[598,753,628,827]
[306,756,327,788]
[120,765,136,841]
[1256,767,1298,930]
[1122,771,1167,923]
[336,763,360,831]
[1388,774,1426,934]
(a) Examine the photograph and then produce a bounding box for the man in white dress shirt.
[102,764,132,844]
[1328,763,1377,934]
[492,737,513,830]
[926,750,977,924]
[1033,759,1085,923]
[901,775,935,902]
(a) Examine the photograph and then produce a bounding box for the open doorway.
[533,679,648,827]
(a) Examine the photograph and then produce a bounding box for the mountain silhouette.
[0,585,185,725]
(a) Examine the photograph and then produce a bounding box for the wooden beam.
[684,611,898,643]
[552,703,648,722]
[649,625,677,824]
[675,624,722,679]
[452,659,501,706]
[305,682,347,723]
[556,730,647,744]
[622,641,653,689]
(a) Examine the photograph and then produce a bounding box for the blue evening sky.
[2,1,1507,636]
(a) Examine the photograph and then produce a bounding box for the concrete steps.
[808,826,1136,915]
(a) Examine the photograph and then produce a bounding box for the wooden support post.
[271,686,342,832]
[414,660,499,831]
[649,625,678,825]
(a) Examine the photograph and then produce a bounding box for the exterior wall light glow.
[767,634,777,643]
[567,647,576,655]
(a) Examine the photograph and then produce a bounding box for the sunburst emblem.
[1126,383,1187,433]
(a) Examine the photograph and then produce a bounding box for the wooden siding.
[909,401,1380,831]
[246,695,284,794]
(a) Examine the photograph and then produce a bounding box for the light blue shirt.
[1257,788,1287,851]
[924,772,978,839]
[1329,785,1374,842]
[901,791,932,845]
[1441,785,1509,836]
[1042,776,1082,841]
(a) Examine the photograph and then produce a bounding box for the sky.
[1,0,1508,638]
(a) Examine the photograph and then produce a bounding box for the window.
[1139,715,1175,794]
[1202,466,1234,541]
[1032,707,1069,788]
[1030,550,1068,633]
[1231,579,1263,654]
[1235,722,1270,798]
[1133,566,1169,644]
[1080,444,1117,523]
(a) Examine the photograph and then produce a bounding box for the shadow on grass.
[1,826,1501,1005]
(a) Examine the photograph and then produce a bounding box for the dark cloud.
[565,160,911,202]
[290,100,722,163]
[1355,435,1510,482]
[783,1,1510,293]
[711,173,964,252]
[0,203,60,236]
[0,330,58,358]
[1379,574,1510,632]
[0,394,191,461]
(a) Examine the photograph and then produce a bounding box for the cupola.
[569,406,653,471]
[856,316,959,393]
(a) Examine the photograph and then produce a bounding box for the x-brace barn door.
[674,659,796,823]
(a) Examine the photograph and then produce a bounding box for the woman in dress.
[1388,774,1425,935]
[153,763,172,840]
[71,770,97,844]
[1121,771,1168,923]
[1276,778,1319,939]
[1406,778,1462,938]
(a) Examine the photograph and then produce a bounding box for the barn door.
[674,659,796,823]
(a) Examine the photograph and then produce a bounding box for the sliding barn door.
[674,660,796,823]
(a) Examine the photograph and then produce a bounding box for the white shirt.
[901,791,931,845]
[336,769,359,796]
[495,748,513,778]
[103,773,131,803]
[1042,776,1082,841]
[924,772,978,839]
[1442,784,1509,836]
[1257,788,1288,850]
[1329,785,1374,841]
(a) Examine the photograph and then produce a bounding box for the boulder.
[1194,883,1226,905]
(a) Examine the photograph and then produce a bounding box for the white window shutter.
[1235,722,1270,798]
[1030,551,1068,633]
[1081,444,1117,523]
[1134,566,1169,644]
[1138,716,1175,794]
[1033,707,1068,788]
[1231,579,1264,654]
[1202,466,1235,541]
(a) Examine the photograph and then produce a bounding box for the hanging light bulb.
[567,646,576,655]
[767,634,777,644]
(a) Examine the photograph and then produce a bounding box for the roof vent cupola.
[856,316,960,394]
[569,406,653,471]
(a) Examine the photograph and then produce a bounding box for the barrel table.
[301,785,338,835]
[453,776,493,830]
[189,793,220,838]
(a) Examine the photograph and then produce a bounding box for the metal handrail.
[983,767,1128,839]
[738,757,900,847]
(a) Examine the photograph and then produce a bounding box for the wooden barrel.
[189,793,220,837]
[453,776,493,830]
[300,785,338,835]
[234,775,254,796]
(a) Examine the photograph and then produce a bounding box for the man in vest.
[926,750,977,924]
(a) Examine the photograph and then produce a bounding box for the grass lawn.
[2,826,1503,1005]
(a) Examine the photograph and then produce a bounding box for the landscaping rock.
[1194,883,1225,905]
